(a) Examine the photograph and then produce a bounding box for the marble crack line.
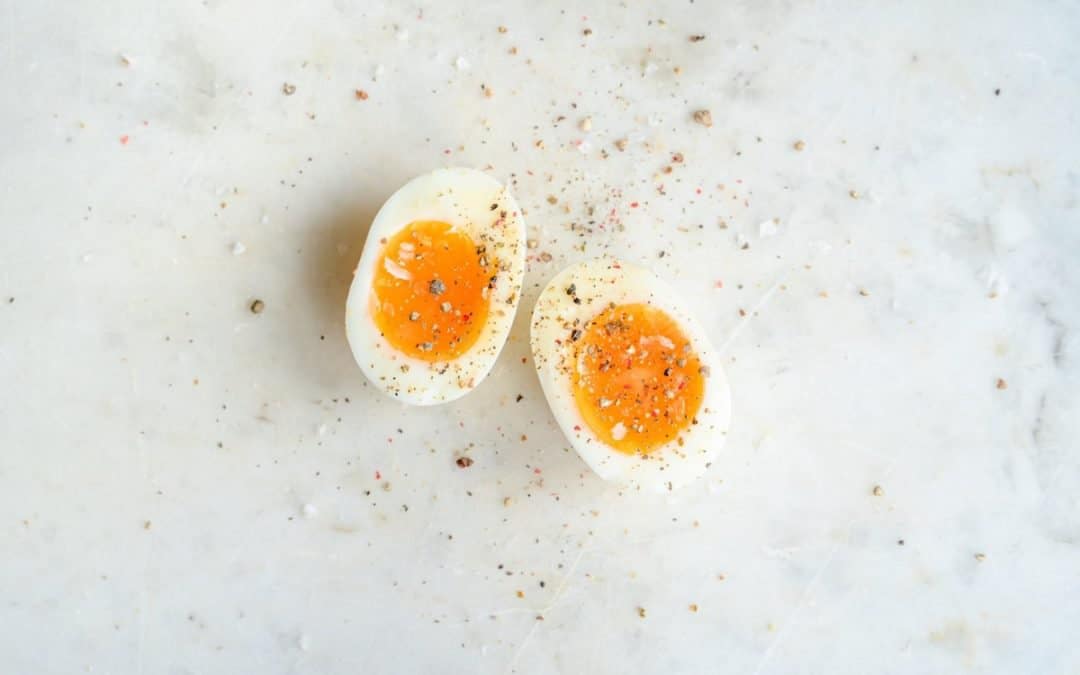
[505,546,589,674]
[750,541,840,675]
[717,275,787,357]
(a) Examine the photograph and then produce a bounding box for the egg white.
[346,168,525,405]
[530,258,731,492]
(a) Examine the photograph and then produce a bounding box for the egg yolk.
[571,303,705,455]
[371,220,495,361]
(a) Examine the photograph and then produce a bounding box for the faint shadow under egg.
[292,199,381,392]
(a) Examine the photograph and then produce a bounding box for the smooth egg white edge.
[345,168,526,405]
[530,258,732,492]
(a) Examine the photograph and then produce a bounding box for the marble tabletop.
[2,1,1078,673]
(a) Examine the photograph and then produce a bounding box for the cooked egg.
[530,258,731,491]
[346,168,525,405]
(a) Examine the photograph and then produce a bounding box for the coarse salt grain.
[611,422,627,441]
[383,257,412,280]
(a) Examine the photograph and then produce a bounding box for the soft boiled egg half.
[346,168,525,405]
[531,259,731,492]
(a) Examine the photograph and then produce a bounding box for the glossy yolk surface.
[371,220,495,361]
[571,303,704,454]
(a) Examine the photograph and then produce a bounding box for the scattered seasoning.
[539,251,553,262]
[858,288,870,297]
[614,138,628,152]
[996,378,1008,390]
[119,53,135,67]
[849,189,860,199]
[583,28,593,36]
[418,342,434,352]
[636,607,646,619]
[456,456,474,468]
[579,116,592,132]
[689,603,699,612]
[515,394,524,402]
[570,329,582,341]
[994,88,1000,96]
[793,140,806,151]
[409,311,421,321]
[693,110,713,127]
[143,520,152,530]
[527,238,538,249]
[250,299,265,314]
[282,82,296,96]
[872,485,884,497]
[516,590,525,598]
[440,302,452,313]
[503,497,513,507]
[974,552,987,562]
[355,89,369,100]
[672,152,684,163]
[689,34,706,42]
[119,135,130,145]
[498,25,508,33]
[897,539,905,546]
[547,195,558,204]
[481,83,494,98]
[429,279,446,296]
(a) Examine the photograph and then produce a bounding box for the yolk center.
[570,303,705,455]
[371,220,495,361]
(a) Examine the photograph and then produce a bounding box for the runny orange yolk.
[571,303,705,455]
[371,220,495,361]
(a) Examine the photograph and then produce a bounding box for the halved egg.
[346,168,525,405]
[530,259,731,491]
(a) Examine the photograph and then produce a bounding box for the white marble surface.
[2,1,1079,673]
